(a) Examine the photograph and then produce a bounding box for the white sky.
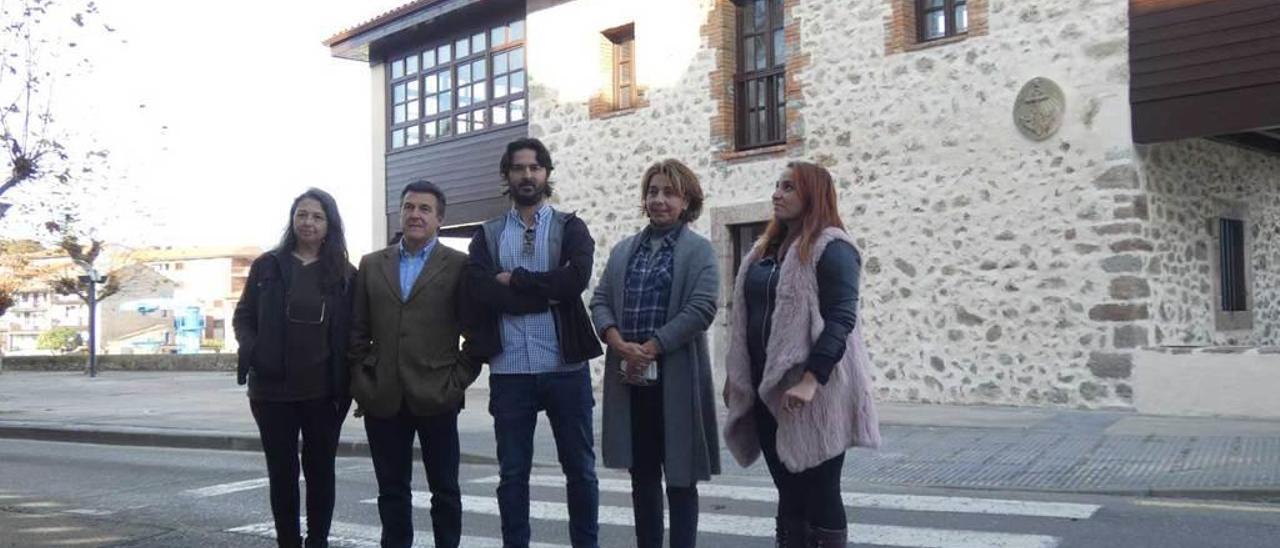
[1,0,409,258]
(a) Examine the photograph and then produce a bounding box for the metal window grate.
[1219,218,1247,312]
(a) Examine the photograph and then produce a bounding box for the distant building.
[0,245,260,355]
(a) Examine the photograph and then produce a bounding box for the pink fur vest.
[722,227,881,473]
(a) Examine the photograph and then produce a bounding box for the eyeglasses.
[287,300,327,325]
[523,227,536,256]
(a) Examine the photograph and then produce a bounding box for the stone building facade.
[328,0,1280,408]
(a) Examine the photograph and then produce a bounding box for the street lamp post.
[76,268,107,378]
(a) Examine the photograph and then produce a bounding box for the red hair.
[757,161,845,263]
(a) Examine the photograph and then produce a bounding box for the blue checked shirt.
[490,205,582,374]
[399,237,437,301]
[620,224,682,344]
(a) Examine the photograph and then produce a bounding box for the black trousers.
[250,397,349,548]
[364,404,462,548]
[753,402,846,530]
[630,385,699,548]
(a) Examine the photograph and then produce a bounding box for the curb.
[0,422,501,466]
[896,481,1280,503]
[6,422,1280,502]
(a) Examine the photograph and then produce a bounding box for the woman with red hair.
[721,162,881,547]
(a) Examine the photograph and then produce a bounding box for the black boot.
[775,517,809,548]
[808,526,847,547]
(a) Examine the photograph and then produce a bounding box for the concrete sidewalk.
[3,371,1280,499]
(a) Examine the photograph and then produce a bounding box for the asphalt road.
[2,438,1280,547]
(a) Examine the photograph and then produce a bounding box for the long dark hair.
[274,188,350,289]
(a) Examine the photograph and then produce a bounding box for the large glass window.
[388,19,527,150]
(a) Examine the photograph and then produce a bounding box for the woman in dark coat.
[591,159,721,548]
[233,188,356,548]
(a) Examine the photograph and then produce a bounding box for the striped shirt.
[489,205,582,374]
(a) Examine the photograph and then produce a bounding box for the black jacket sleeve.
[232,256,263,385]
[804,241,861,385]
[509,215,594,301]
[464,230,550,315]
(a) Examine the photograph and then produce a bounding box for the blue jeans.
[489,367,599,548]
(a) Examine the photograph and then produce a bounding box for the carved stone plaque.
[1014,77,1065,141]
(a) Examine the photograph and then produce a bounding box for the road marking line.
[62,509,115,516]
[44,537,128,546]
[360,494,1060,548]
[17,526,85,534]
[1133,499,1280,514]
[184,477,273,497]
[13,501,64,508]
[228,520,567,548]
[468,475,1100,520]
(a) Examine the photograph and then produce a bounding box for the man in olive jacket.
[348,180,479,548]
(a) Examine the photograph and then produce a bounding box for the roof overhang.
[1129,0,1280,154]
[324,0,494,62]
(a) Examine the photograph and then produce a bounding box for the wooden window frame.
[605,25,637,111]
[386,19,527,152]
[734,0,786,151]
[917,0,968,43]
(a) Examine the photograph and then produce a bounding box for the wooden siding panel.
[1130,17,1280,61]
[1130,4,1280,48]
[1131,36,1280,75]
[1131,0,1276,26]
[1130,0,1280,141]
[1131,54,1280,94]
[385,123,527,225]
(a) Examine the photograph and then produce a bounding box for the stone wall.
[1,353,234,372]
[1140,139,1280,346]
[523,0,1275,408]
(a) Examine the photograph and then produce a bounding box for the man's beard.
[511,180,545,206]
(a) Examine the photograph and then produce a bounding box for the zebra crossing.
[223,471,1100,547]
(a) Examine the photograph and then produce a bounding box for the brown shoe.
[775,517,809,548]
[808,526,847,547]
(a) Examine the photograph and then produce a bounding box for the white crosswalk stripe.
[469,475,1101,520]
[223,470,1101,548]
[185,477,273,497]
[356,492,1063,548]
[227,520,569,548]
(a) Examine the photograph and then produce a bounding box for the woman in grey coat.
[591,158,721,548]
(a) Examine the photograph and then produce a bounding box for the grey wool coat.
[590,225,722,487]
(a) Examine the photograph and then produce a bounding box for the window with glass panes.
[735,0,786,150]
[918,0,968,41]
[387,19,526,150]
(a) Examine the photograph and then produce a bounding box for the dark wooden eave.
[1130,0,1280,151]
[323,0,493,62]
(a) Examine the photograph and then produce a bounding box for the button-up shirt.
[620,223,683,344]
[490,204,581,374]
[399,237,437,301]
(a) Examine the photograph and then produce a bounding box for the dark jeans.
[630,384,699,548]
[250,397,350,548]
[364,404,462,548]
[489,367,599,548]
[753,402,846,530]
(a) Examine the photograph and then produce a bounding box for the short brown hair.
[639,159,705,222]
